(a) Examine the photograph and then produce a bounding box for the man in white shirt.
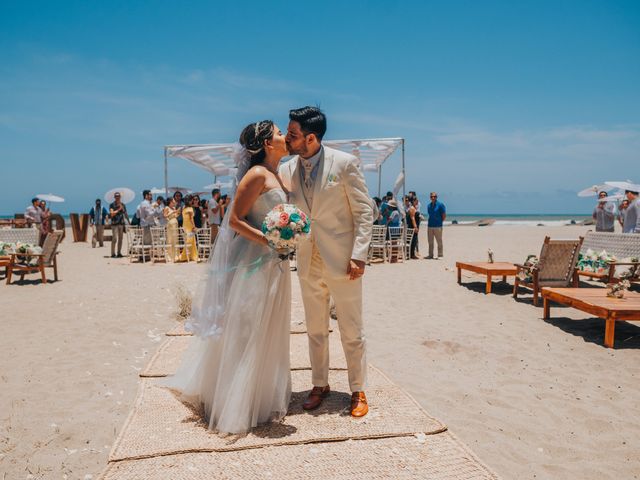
[593,191,616,232]
[24,198,42,225]
[623,187,640,233]
[137,189,155,245]
[208,188,222,243]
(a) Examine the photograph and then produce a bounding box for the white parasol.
[604,180,640,192]
[167,186,192,193]
[577,184,614,197]
[36,193,65,202]
[150,187,166,195]
[203,181,234,190]
[105,187,135,204]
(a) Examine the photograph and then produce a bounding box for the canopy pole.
[377,165,382,198]
[401,138,406,198]
[164,148,169,198]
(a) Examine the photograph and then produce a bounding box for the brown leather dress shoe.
[351,391,368,417]
[302,385,330,411]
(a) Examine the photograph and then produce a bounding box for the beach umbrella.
[167,186,192,193]
[203,181,234,190]
[36,193,65,202]
[104,187,135,204]
[150,187,166,195]
[577,184,614,197]
[190,191,209,197]
[605,180,640,192]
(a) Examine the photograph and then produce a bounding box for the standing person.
[592,191,616,232]
[426,192,446,259]
[89,199,109,247]
[219,195,230,221]
[155,197,167,226]
[209,188,222,242]
[178,194,199,262]
[406,197,420,259]
[192,194,203,229]
[109,192,128,258]
[618,199,629,229]
[164,119,291,433]
[384,199,401,227]
[163,197,180,261]
[281,106,373,417]
[24,197,41,228]
[137,189,155,246]
[38,200,52,246]
[173,191,184,227]
[622,187,640,233]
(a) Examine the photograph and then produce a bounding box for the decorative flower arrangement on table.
[262,204,311,257]
[607,279,631,299]
[518,255,539,282]
[0,242,43,265]
[577,249,616,274]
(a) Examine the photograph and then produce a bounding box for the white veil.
[185,143,252,337]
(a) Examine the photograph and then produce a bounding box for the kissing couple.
[163,106,374,434]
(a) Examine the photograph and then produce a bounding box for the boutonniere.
[326,173,339,185]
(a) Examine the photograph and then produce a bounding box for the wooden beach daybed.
[577,231,640,284]
[542,287,640,348]
[6,231,62,285]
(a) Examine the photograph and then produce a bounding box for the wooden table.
[542,287,640,348]
[456,261,518,294]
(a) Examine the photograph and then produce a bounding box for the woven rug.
[109,367,446,461]
[101,431,497,479]
[141,333,347,378]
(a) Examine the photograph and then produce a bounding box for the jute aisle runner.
[102,327,498,478]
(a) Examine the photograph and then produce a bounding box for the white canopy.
[164,137,405,197]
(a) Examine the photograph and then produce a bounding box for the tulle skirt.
[163,235,292,434]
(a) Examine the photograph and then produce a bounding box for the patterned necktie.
[301,158,314,189]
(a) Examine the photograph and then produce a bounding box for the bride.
[163,120,292,434]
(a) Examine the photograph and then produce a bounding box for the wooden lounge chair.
[577,231,640,283]
[513,236,583,306]
[6,231,62,285]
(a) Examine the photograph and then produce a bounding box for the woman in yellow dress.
[179,195,199,262]
[164,197,180,261]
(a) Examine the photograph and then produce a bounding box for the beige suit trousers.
[299,243,367,392]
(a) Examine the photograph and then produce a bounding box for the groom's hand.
[347,259,366,280]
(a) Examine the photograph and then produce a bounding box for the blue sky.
[1,0,639,215]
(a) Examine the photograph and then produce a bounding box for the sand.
[1,225,639,479]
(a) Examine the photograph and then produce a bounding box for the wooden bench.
[456,261,517,294]
[542,287,640,348]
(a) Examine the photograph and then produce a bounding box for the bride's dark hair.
[239,120,274,166]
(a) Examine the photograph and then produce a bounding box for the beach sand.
[1,225,639,479]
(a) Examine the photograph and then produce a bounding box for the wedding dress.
[163,188,291,434]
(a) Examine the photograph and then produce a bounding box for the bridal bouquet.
[262,204,311,252]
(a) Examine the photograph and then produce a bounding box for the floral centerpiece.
[577,249,616,274]
[262,204,311,254]
[607,279,631,299]
[518,254,539,282]
[3,242,44,266]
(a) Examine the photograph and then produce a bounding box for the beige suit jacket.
[280,146,373,279]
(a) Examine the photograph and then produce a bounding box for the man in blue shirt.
[89,199,109,248]
[426,192,446,258]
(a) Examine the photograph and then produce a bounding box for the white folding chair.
[404,227,415,259]
[196,228,212,260]
[150,226,168,263]
[127,226,151,263]
[368,225,387,263]
[386,226,405,262]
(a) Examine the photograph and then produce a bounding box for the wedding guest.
[623,188,640,233]
[89,199,109,247]
[426,191,446,259]
[109,192,128,258]
[173,191,184,227]
[384,199,401,227]
[219,194,230,221]
[164,197,180,261]
[592,191,616,232]
[618,199,629,228]
[209,188,222,242]
[24,197,41,227]
[371,197,381,225]
[38,200,52,246]
[153,197,166,226]
[137,189,155,245]
[192,194,203,229]
[406,197,420,259]
[178,194,198,262]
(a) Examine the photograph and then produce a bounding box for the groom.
[281,106,373,417]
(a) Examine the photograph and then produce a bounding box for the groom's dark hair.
[289,106,326,141]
